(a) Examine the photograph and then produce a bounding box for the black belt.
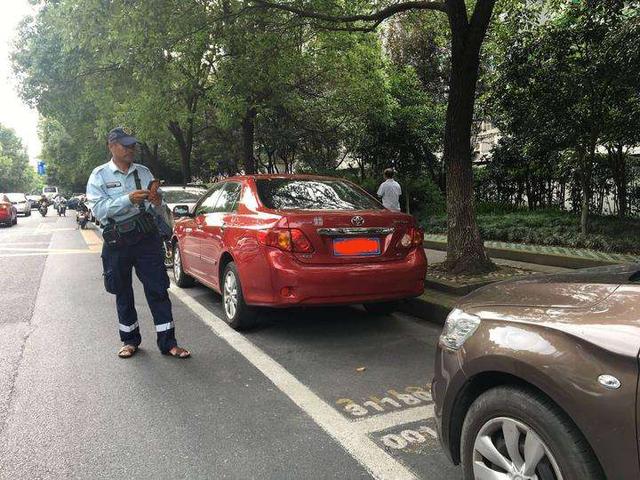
[102,212,158,248]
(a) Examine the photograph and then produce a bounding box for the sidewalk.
[424,234,639,269]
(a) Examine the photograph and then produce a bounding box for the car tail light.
[0,204,8,211]
[258,228,314,253]
[399,226,424,249]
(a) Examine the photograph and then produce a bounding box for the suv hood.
[458,263,640,309]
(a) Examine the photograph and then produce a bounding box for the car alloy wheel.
[223,270,239,320]
[472,417,563,480]
[173,245,194,288]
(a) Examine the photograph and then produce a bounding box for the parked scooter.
[57,201,67,216]
[76,210,88,229]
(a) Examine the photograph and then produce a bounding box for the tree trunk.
[242,107,257,174]
[167,121,192,184]
[442,0,496,274]
[578,147,591,235]
[608,144,627,218]
[404,182,410,214]
[140,142,161,178]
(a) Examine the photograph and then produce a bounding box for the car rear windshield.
[44,187,57,193]
[256,178,382,211]
[162,188,207,204]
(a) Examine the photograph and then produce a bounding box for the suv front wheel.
[460,386,604,480]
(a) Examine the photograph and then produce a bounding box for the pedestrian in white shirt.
[377,168,402,211]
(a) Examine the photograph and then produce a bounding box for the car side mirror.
[172,205,191,218]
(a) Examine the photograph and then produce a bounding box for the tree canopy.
[0,124,40,193]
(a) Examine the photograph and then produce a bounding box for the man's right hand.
[129,190,150,205]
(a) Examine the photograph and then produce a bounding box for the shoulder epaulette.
[91,164,108,175]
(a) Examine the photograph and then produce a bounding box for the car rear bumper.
[248,248,426,306]
[0,211,13,221]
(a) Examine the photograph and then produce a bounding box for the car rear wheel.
[173,245,195,288]
[363,301,398,316]
[222,262,255,330]
[461,386,604,480]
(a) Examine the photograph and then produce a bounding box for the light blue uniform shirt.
[86,160,160,226]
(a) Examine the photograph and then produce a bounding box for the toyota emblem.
[351,216,365,226]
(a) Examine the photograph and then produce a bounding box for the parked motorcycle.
[38,204,47,217]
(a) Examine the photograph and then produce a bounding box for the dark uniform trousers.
[101,233,177,353]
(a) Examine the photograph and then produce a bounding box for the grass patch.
[423,207,640,254]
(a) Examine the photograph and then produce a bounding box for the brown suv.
[433,264,640,480]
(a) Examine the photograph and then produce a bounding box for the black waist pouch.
[103,212,158,248]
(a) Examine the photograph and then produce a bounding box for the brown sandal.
[118,345,138,358]
[164,346,191,358]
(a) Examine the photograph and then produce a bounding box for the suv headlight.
[439,308,481,350]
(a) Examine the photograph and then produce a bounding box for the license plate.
[333,237,381,256]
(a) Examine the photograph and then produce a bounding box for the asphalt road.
[0,207,462,480]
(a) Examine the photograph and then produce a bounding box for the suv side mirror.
[172,205,191,218]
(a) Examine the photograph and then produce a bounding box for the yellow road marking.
[80,228,103,252]
[0,247,94,253]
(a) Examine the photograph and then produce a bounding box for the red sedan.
[0,194,18,227]
[171,175,427,329]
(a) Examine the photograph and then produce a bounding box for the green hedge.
[424,207,640,254]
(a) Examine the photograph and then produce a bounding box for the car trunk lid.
[284,210,414,264]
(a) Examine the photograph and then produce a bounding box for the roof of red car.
[225,173,344,182]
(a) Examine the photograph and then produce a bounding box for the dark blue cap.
[107,127,138,146]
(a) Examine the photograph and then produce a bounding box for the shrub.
[424,204,640,254]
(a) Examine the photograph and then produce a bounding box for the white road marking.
[84,231,431,476]
[0,247,92,252]
[169,285,421,480]
[352,405,435,435]
[0,241,51,245]
[0,251,99,257]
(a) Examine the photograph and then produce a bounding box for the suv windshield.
[162,188,207,204]
[256,178,382,211]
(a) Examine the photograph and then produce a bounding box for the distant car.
[26,195,42,209]
[433,264,640,480]
[171,175,426,329]
[66,193,85,210]
[67,197,79,210]
[160,185,208,216]
[42,186,59,201]
[6,193,31,217]
[0,193,18,227]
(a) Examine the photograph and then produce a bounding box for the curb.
[399,290,457,326]
[423,238,636,269]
